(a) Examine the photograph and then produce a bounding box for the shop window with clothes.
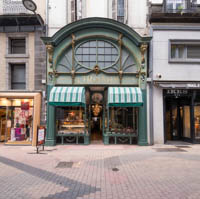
[56,106,88,144]
[109,107,138,135]
[0,98,34,143]
[170,41,200,62]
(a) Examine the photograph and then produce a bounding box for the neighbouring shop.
[42,18,151,146]
[164,89,200,143]
[0,92,41,145]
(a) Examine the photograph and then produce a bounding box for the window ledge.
[5,54,29,58]
[169,59,200,64]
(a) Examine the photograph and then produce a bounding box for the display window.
[108,107,138,134]
[56,106,88,135]
[0,98,34,143]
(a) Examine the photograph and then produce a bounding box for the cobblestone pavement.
[0,143,200,199]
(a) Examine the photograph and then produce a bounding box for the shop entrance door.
[0,107,6,142]
[89,87,105,142]
[165,98,192,142]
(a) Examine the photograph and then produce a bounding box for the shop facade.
[42,18,151,146]
[0,92,41,146]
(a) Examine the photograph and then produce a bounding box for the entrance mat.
[56,161,73,168]
[154,148,187,152]
[176,145,191,148]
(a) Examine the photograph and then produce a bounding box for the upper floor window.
[9,38,26,54]
[170,41,200,62]
[10,64,26,90]
[71,0,82,22]
[117,0,124,23]
[166,0,187,12]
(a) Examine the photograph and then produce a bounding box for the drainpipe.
[148,26,154,145]
[46,0,49,36]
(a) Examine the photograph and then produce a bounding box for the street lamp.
[22,0,44,27]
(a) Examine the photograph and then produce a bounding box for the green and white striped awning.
[108,87,143,107]
[49,87,85,106]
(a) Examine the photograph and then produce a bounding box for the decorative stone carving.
[94,65,100,75]
[140,43,148,64]
[46,44,54,66]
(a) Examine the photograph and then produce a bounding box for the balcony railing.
[1,0,29,15]
[150,0,200,14]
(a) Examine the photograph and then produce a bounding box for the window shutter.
[187,45,200,59]
[124,0,128,24]
[112,0,117,20]
[71,0,75,22]
[77,0,82,20]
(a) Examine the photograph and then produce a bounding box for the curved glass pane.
[75,40,119,68]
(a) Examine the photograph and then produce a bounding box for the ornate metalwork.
[56,37,139,83]
[140,43,148,65]
[71,34,76,84]
[48,69,58,80]
[93,65,100,75]
[92,104,102,117]
[46,44,54,67]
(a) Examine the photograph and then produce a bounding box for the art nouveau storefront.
[42,18,151,146]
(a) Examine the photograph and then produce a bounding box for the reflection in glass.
[194,106,200,139]
[109,107,138,134]
[171,105,178,137]
[183,106,191,138]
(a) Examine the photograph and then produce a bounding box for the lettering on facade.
[76,76,117,84]
[187,84,200,88]
[166,89,188,97]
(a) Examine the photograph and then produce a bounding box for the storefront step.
[4,141,32,146]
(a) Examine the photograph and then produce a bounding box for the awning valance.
[49,87,85,106]
[108,87,143,107]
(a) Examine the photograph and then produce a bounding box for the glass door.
[194,105,200,141]
[171,103,179,140]
[182,106,191,139]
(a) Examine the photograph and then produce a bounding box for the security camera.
[157,74,162,79]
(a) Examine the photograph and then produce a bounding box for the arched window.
[57,38,137,74]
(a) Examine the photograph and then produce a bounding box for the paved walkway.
[0,143,200,199]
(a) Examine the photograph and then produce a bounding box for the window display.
[0,98,33,143]
[109,107,138,134]
[56,107,88,135]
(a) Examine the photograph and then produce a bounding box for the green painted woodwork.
[43,18,151,146]
[138,89,148,146]
[45,85,56,146]
[41,17,151,47]
[56,74,138,85]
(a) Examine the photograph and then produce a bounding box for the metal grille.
[3,0,28,14]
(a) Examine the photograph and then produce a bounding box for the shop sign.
[37,126,46,146]
[165,89,189,97]
[187,83,200,88]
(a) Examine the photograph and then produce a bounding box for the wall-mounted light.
[22,0,44,29]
